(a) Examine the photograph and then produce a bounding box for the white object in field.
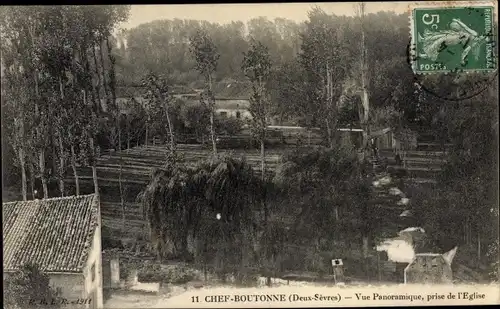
[331,259,343,266]
[376,239,415,263]
[389,187,404,196]
[216,213,221,220]
[400,210,413,217]
[373,180,381,187]
[397,198,410,206]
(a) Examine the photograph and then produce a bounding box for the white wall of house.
[216,108,252,121]
[83,225,103,308]
[48,273,85,300]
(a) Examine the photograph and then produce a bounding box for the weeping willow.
[139,154,266,276]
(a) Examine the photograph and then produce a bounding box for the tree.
[189,29,220,154]
[268,60,306,124]
[409,77,498,277]
[27,8,50,199]
[139,155,265,275]
[0,16,34,201]
[65,6,129,196]
[0,7,51,199]
[4,263,60,309]
[142,72,176,155]
[273,146,372,274]
[354,2,371,153]
[181,104,210,141]
[299,7,348,147]
[242,39,272,178]
[123,98,147,148]
[242,39,273,285]
[1,6,130,199]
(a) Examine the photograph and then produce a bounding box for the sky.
[118,2,413,30]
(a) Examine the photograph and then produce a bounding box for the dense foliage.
[138,155,266,278]
[411,86,498,275]
[4,263,60,309]
[1,6,130,198]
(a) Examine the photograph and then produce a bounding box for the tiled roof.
[3,194,99,273]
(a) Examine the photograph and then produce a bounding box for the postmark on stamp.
[410,4,496,74]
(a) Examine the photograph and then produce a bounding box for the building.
[404,247,458,284]
[184,98,253,121]
[111,84,255,121]
[3,194,103,308]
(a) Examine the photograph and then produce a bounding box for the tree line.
[1,6,130,200]
[113,9,431,143]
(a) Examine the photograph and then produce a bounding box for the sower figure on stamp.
[418,18,486,65]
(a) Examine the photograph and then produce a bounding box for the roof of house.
[3,194,99,273]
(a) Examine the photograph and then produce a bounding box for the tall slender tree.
[354,2,371,258]
[190,29,220,154]
[299,7,347,148]
[355,3,371,153]
[26,11,50,199]
[0,10,35,201]
[242,39,272,285]
[242,39,272,179]
[142,73,176,155]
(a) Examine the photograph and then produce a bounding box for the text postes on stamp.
[410,5,496,74]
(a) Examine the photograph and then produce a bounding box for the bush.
[215,117,244,135]
[4,263,60,309]
[136,264,199,284]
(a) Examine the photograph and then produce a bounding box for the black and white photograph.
[1,2,499,308]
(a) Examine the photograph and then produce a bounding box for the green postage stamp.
[410,3,496,74]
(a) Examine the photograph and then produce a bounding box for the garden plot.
[68,144,282,186]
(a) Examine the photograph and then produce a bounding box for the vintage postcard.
[1,1,499,308]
